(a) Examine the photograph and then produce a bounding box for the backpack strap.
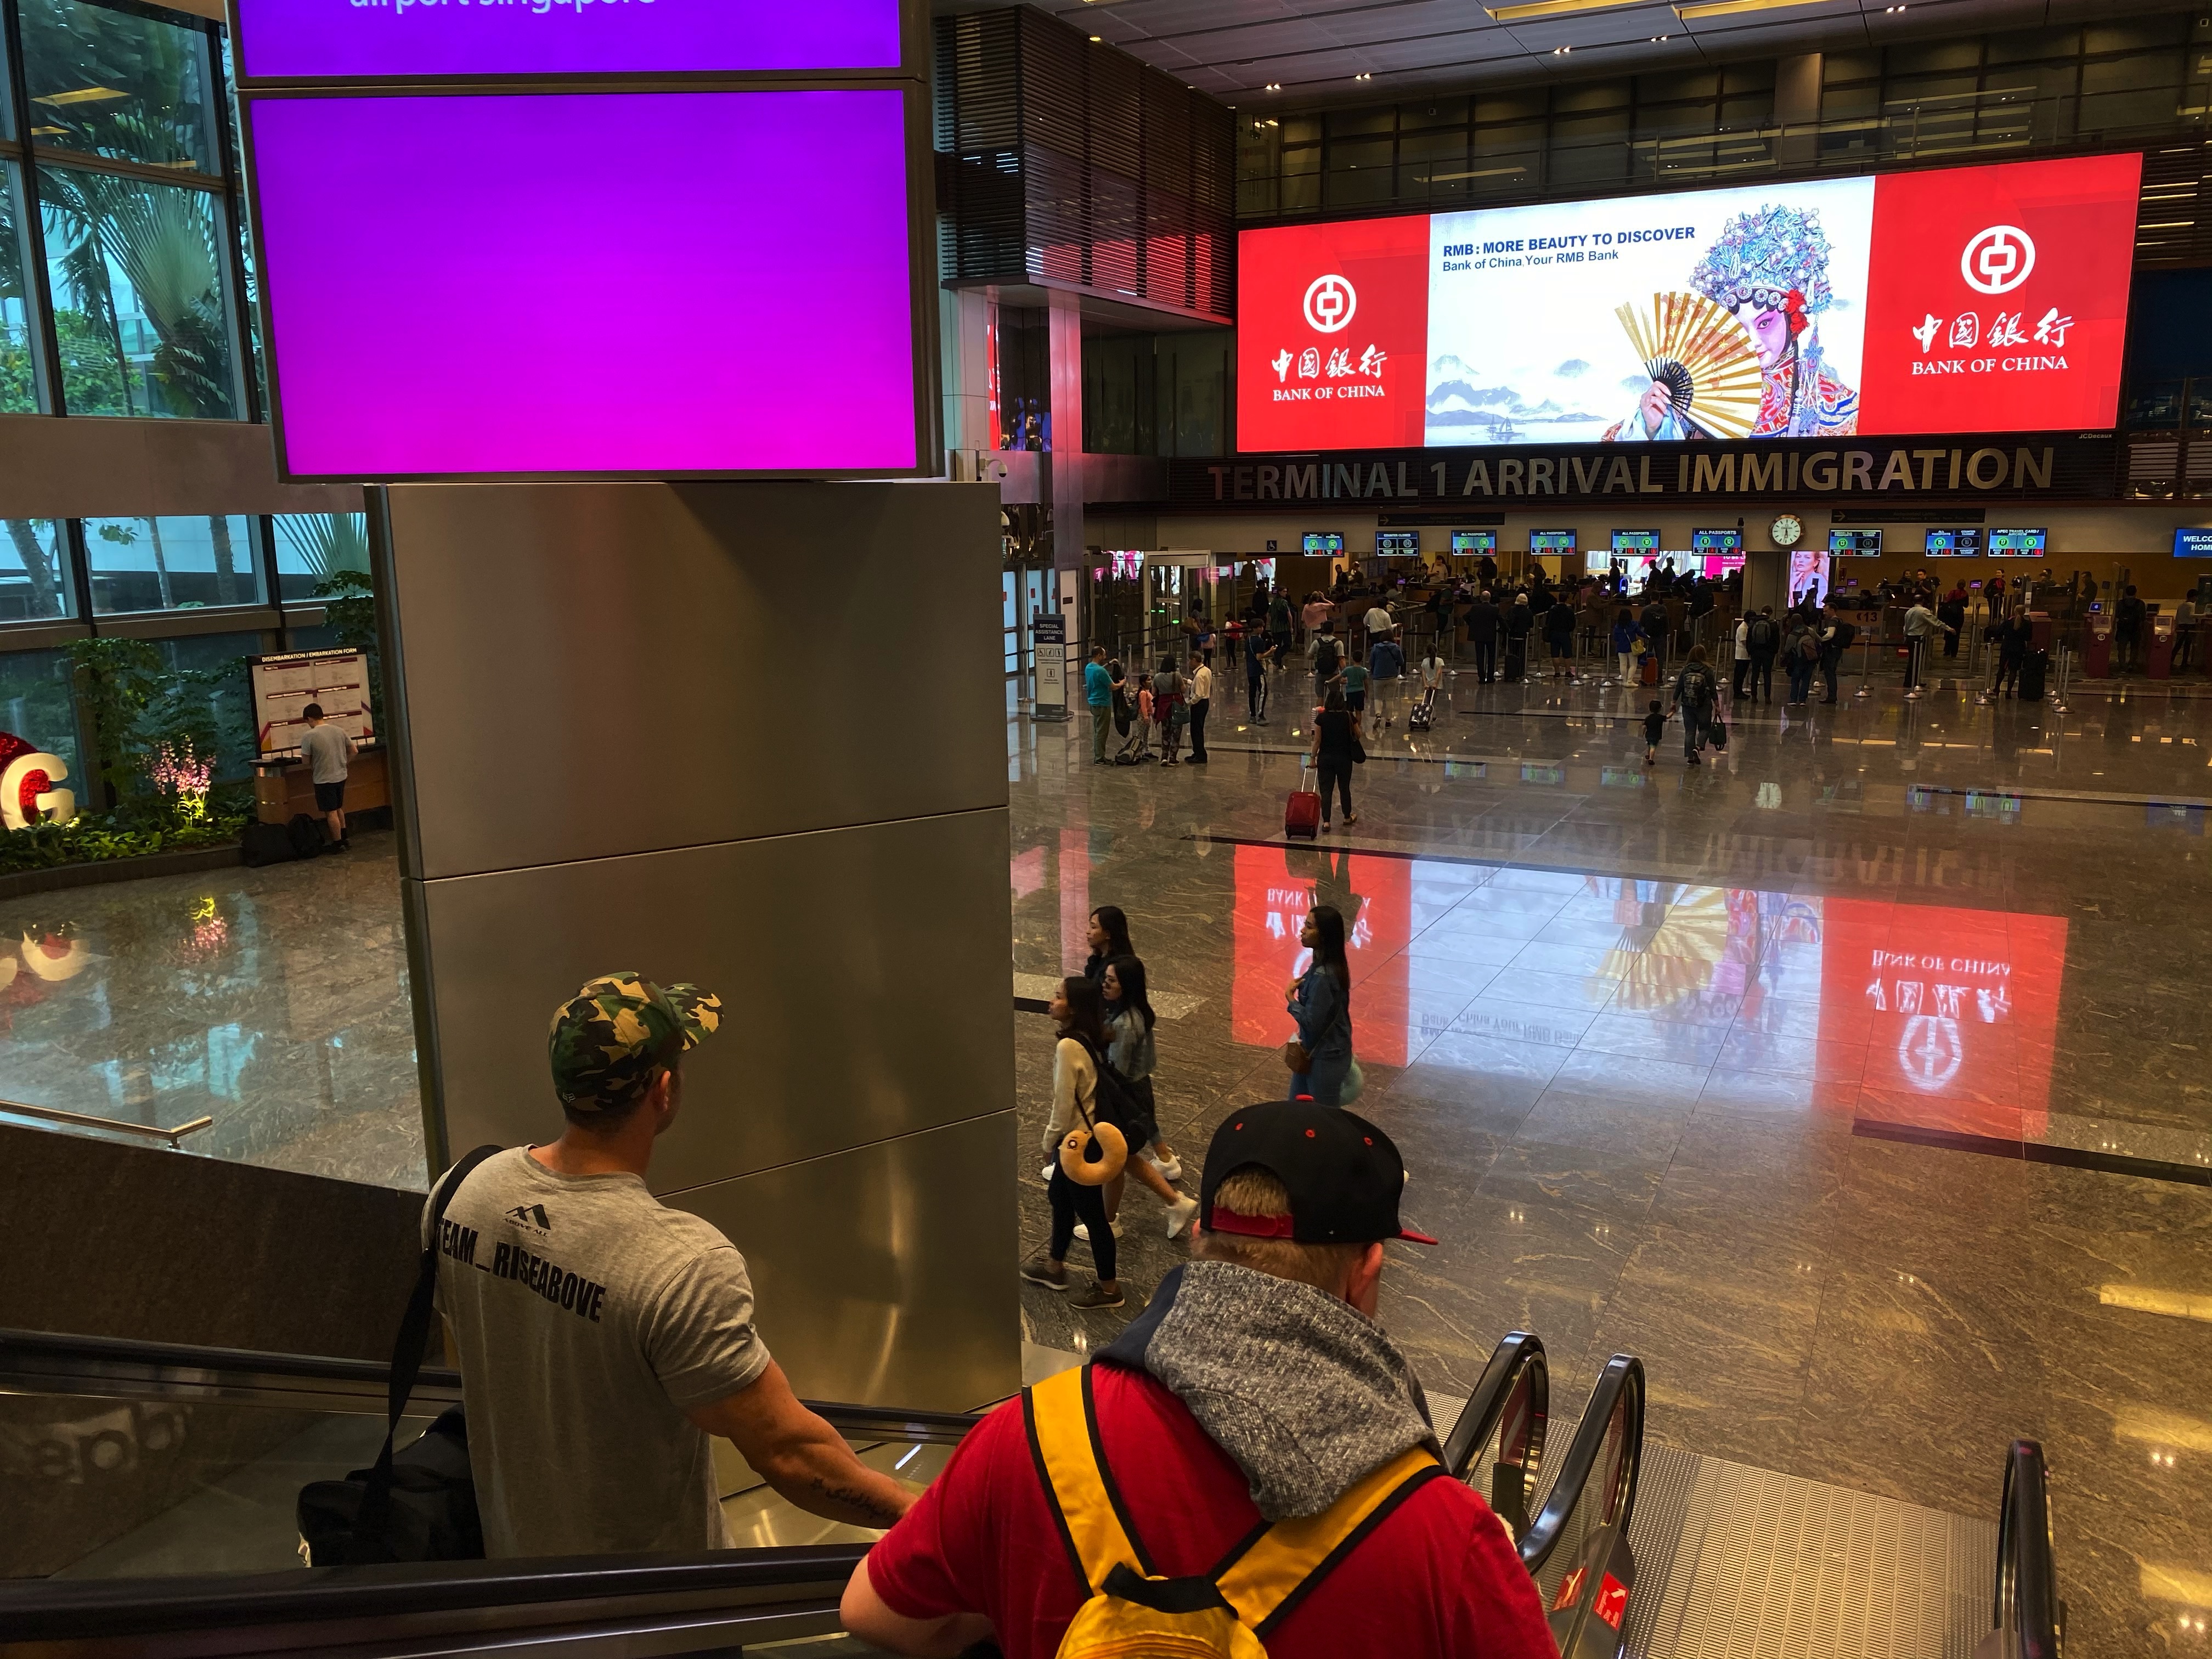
[1212,1446,1446,1637]
[1025,1365,1155,1593]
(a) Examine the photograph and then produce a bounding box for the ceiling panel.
[1018,0,2187,103]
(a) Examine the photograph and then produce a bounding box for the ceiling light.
[1553,43,1573,53]
[1265,82,1281,91]
[1489,0,1639,18]
[1354,71,1373,80]
[1268,119,1279,126]
[33,85,126,106]
[1090,34,1102,41]
[1674,0,1832,16]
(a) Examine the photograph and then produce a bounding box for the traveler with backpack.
[1784,616,1820,706]
[843,1099,1556,1659]
[1023,976,1130,1311]
[1311,624,1343,708]
[1367,630,1406,727]
[426,974,913,1557]
[1669,644,1720,764]
[1744,607,1780,703]
[1285,904,1356,1104]
[1269,590,1294,664]
[1902,596,1942,697]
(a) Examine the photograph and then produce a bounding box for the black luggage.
[1408,689,1437,732]
[241,821,296,868]
[2018,648,2049,702]
[287,812,329,859]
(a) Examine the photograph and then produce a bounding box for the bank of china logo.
[1304,274,1357,334]
[1898,1015,1964,1092]
[1960,225,2035,296]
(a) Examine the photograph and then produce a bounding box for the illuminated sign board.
[1378,531,1421,555]
[1303,533,1346,554]
[2177,528,2212,557]
[1238,153,2140,453]
[1612,529,1661,551]
[1692,528,1743,552]
[0,730,75,830]
[232,0,904,80]
[1926,528,1983,556]
[244,90,923,480]
[1531,529,1578,552]
[1831,529,1884,556]
[1451,531,1497,552]
[1987,528,2047,556]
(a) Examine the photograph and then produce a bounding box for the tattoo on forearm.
[808,1475,906,1526]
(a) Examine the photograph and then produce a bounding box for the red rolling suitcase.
[1286,764,1322,839]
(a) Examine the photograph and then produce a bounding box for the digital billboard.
[1926,528,1983,556]
[2176,528,2212,557]
[233,0,904,81]
[1239,153,2140,453]
[246,89,923,480]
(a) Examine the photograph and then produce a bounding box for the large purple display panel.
[234,0,904,81]
[249,90,919,479]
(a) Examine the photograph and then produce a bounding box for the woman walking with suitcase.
[1308,687,1361,830]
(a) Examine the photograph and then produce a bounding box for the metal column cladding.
[229,0,940,482]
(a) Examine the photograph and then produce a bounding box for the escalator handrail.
[1517,1353,1645,1577]
[1993,1438,2063,1658]
[0,1544,870,1641]
[0,1327,984,1442]
[1441,1330,1547,1482]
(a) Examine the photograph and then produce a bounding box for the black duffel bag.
[298,1144,501,1565]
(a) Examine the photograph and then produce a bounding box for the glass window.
[38,165,239,419]
[0,162,43,413]
[18,0,218,175]
[272,513,369,604]
[151,629,263,783]
[82,514,261,614]
[0,648,77,767]
[0,519,72,622]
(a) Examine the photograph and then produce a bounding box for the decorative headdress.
[1688,204,1835,330]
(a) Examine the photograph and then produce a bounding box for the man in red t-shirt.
[841,1103,1555,1659]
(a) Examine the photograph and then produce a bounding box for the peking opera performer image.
[1604,204,1859,442]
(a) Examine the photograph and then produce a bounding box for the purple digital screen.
[248,90,919,479]
[234,0,904,81]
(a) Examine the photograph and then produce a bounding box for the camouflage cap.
[548,973,723,1114]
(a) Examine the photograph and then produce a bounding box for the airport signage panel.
[1239,153,2140,453]
[2176,528,2212,557]
[232,0,905,81]
[246,89,923,480]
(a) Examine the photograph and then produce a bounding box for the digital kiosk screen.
[1378,532,1421,555]
[1831,529,1884,556]
[1451,531,1498,552]
[1531,530,1578,552]
[1926,528,1983,556]
[1303,533,1346,554]
[1987,529,2047,556]
[1612,530,1660,552]
[1692,528,1744,552]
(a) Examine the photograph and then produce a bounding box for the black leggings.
[1047,1165,1116,1280]
[1317,758,1354,820]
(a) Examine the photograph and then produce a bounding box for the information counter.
[252,746,390,825]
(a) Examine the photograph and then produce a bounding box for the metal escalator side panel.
[1989,1438,2063,1659]
[1519,1355,1645,1578]
[1545,1522,1635,1659]
[1443,1333,1548,1542]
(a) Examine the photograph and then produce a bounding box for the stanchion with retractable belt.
[1854,629,1877,699]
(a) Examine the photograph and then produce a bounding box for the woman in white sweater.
[1020,977,1122,1309]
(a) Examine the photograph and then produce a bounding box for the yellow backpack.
[1026,1365,1444,1658]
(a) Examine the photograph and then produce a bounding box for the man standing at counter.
[299,703,355,853]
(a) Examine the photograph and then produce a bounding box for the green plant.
[65,636,162,810]
[0,806,247,877]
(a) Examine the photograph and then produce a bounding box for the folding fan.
[1615,291,1765,442]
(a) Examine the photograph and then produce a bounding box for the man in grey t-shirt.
[297,702,354,852]
[428,972,915,1557]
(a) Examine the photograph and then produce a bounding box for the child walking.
[1643,699,1667,765]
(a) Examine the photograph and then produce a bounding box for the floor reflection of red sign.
[1821,900,2066,1139]
[1232,845,1410,1066]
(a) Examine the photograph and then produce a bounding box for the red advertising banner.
[1238,216,1430,453]
[1858,153,2142,437]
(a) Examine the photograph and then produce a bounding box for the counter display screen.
[1531,529,1578,552]
[1692,528,1744,552]
[2178,529,2212,557]
[1987,528,2047,556]
[1238,152,2141,452]
[1926,528,1984,556]
[1378,531,1421,555]
[249,89,920,480]
[1304,533,1346,554]
[1612,529,1660,551]
[1831,529,1884,555]
[1452,531,1498,552]
[233,0,903,80]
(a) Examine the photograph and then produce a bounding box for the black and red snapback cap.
[1199,1101,1437,1247]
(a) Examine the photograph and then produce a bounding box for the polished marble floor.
[0,832,426,1192]
[1011,660,2212,1657]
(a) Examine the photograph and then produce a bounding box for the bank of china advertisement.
[1238,153,2141,453]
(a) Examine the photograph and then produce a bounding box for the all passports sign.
[1173,431,2117,510]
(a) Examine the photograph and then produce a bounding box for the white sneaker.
[1073,1220,1124,1243]
[1151,1154,1184,1184]
[1041,1163,1056,1182]
[1166,1195,1201,1238]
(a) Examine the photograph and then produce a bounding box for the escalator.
[0,1326,2059,1658]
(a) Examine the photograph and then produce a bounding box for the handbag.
[1281,973,1351,1077]
[297,1143,502,1565]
